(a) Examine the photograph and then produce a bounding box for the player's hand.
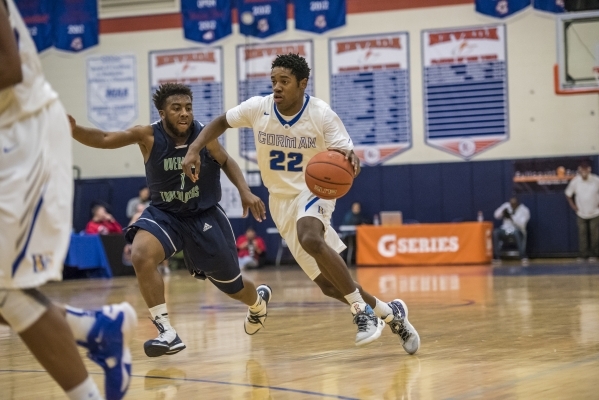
[182,150,201,182]
[67,114,76,134]
[240,189,266,222]
[346,150,361,177]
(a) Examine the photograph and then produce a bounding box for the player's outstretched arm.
[69,114,151,150]
[0,1,23,91]
[206,140,266,222]
[183,114,231,182]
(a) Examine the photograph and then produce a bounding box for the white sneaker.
[352,304,384,346]
[521,258,530,267]
[244,284,272,335]
[144,316,186,357]
[588,257,598,263]
[386,299,420,355]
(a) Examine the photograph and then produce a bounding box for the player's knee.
[210,276,244,295]
[298,231,326,255]
[131,244,160,273]
[0,289,49,333]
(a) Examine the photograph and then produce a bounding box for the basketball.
[305,151,354,200]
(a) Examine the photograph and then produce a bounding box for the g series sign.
[378,235,459,257]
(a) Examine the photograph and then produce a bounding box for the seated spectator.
[492,196,530,266]
[342,201,370,226]
[126,186,150,219]
[237,227,266,269]
[85,204,123,235]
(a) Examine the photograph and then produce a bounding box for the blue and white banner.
[238,0,287,39]
[14,0,53,52]
[329,33,411,166]
[237,40,313,161]
[533,0,565,13]
[181,0,232,44]
[87,55,137,131]
[149,47,224,144]
[295,0,346,34]
[422,25,509,160]
[53,0,98,52]
[475,0,530,18]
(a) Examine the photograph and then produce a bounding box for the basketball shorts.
[125,204,243,293]
[269,189,346,280]
[0,100,73,289]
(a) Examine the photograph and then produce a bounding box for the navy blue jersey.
[146,120,221,216]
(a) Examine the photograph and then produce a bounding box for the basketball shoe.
[352,303,385,346]
[144,315,186,357]
[385,299,420,354]
[244,284,272,335]
[79,302,137,400]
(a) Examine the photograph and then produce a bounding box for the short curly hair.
[271,53,311,83]
[152,83,193,111]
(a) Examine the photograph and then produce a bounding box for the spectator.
[342,201,370,226]
[237,227,266,269]
[492,196,530,266]
[565,160,599,262]
[126,186,150,218]
[85,204,123,235]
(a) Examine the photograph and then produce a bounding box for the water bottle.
[373,214,380,226]
[477,211,484,222]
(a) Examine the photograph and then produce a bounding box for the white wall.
[41,4,599,178]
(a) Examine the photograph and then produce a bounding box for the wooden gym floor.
[1,261,599,399]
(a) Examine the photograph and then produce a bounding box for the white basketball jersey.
[0,0,58,128]
[227,94,353,196]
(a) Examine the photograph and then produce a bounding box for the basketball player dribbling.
[0,1,137,399]
[182,53,420,353]
[70,83,272,358]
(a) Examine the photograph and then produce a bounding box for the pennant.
[295,0,346,34]
[14,0,53,52]
[181,0,232,44]
[533,0,565,13]
[475,0,530,18]
[53,0,98,52]
[238,0,287,39]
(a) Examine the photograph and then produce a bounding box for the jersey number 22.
[269,150,303,172]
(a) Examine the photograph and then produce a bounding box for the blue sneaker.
[386,299,420,355]
[244,284,272,335]
[82,302,137,400]
[352,303,384,346]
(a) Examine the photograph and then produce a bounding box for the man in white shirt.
[565,161,599,262]
[182,53,419,354]
[493,196,531,265]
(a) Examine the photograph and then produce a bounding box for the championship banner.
[236,40,313,161]
[238,0,287,39]
[295,0,346,34]
[149,47,224,144]
[329,33,411,166]
[87,55,137,131]
[14,0,53,52]
[53,0,98,52]
[181,0,232,44]
[513,157,585,193]
[422,25,509,160]
[533,0,565,13]
[475,0,530,18]
[356,223,493,266]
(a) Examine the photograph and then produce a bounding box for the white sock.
[249,293,266,314]
[373,298,394,322]
[149,304,172,329]
[66,376,102,400]
[344,289,366,314]
[65,306,97,343]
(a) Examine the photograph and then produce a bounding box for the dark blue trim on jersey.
[12,194,45,277]
[305,196,319,211]
[274,94,310,128]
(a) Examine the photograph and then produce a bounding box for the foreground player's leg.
[131,230,185,357]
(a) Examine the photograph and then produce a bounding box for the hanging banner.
[149,47,224,144]
[236,40,313,161]
[53,0,98,52]
[87,55,137,131]
[475,0,530,18]
[329,32,411,166]
[14,0,53,52]
[533,0,565,13]
[513,157,584,193]
[238,0,287,39]
[181,0,232,44]
[422,25,509,160]
[295,0,346,34]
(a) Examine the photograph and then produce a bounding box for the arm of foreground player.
[0,2,23,91]
[183,114,231,182]
[206,140,266,222]
[69,115,150,150]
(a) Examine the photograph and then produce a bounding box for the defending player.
[0,1,136,399]
[71,83,272,358]
[182,53,420,353]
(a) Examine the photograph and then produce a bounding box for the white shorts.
[269,189,346,280]
[0,100,73,289]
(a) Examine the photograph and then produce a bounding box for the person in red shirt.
[85,204,123,235]
[237,227,266,269]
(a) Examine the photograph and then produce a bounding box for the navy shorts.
[125,204,243,294]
